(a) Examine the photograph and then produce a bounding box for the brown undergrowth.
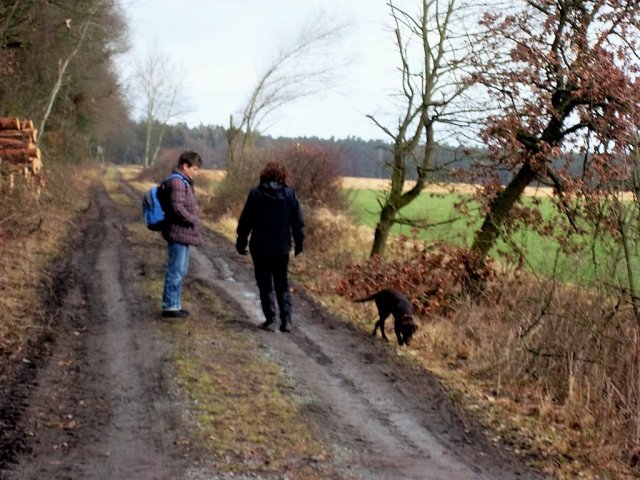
[273,205,640,480]
[0,163,101,362]
[429,277,640,479]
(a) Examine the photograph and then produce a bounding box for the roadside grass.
[0,164,99,360]
[169,284,336,477]
[347,188,475,246]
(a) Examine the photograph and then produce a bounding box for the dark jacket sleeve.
[290,190,305,248]
[236,190,256,250]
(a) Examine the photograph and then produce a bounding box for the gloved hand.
[236,240,248,256]
[294,243,303,256]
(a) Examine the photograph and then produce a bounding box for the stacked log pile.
[0,117,43,191]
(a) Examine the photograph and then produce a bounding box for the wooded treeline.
[113,120,483,180]
[0,0,133,168]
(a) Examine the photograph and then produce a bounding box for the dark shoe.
[162,309,189,318]
[259,320,276,331]
[279,321,292,333]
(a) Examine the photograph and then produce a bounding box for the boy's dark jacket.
[236,181,304,256]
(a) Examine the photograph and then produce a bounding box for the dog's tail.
[353,292,377,303]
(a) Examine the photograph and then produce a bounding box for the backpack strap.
[162,172,190,187]
[158,173,190,211]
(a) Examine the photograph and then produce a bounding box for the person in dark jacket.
[161,150,203,318]
[236,161,305,332]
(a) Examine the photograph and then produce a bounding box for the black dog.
[354,289,418,346]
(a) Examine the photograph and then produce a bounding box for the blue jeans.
[162,242,190,311]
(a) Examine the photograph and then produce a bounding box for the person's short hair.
[260,161,288,184]
[178,150,203,168]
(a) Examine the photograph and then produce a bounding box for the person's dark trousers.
[251,253,292,328]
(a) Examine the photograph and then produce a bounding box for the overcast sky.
[118,1,410,141]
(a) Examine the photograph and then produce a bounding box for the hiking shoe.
[259,320,276,331]
[279,322,292,333]
[162,309,189,318]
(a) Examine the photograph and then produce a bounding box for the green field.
[347,189,639,286]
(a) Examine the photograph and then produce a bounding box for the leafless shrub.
[135,147,183,183]
[281,142,346,211]
[207,142,347,220]
[203,146,263,219]
[437,270,640,472]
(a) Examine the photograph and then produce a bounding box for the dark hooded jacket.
[236,181,304,257]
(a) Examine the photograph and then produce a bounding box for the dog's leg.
[378,317,389,341]
[394,324,403,345]
[371,318,389,341]
[393,318,404,345]
[371,321,379,337]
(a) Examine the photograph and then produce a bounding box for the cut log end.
[0,118,20,130]
[0,117,43,190]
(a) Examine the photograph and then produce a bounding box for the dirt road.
[0,173,548,479]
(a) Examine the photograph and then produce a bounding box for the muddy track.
[1,184,186,479]
[192,230,546,480]
[0,177,549,479]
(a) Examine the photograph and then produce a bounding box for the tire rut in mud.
[0,201,99,474]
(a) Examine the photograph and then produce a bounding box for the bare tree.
[227,10,347,173]
[38,15,92,143]
[132,48,189,168]
[367,0,478,257]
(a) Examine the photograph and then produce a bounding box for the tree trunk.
[620,213,640,327]
[143,116,152,168]
[227,115,236,170]
[150,122,168,166]
[0,117,19,129]
[38,18,91,144]
[0,128,37,142]
[0,150,28,162]
[0,146,38,157]
[471,162,537,259]
[0,137,27,148]
[369,122,434,257]
[371,204,398,257]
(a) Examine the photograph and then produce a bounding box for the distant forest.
[110,122,478,181]
[109,121,589,185]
